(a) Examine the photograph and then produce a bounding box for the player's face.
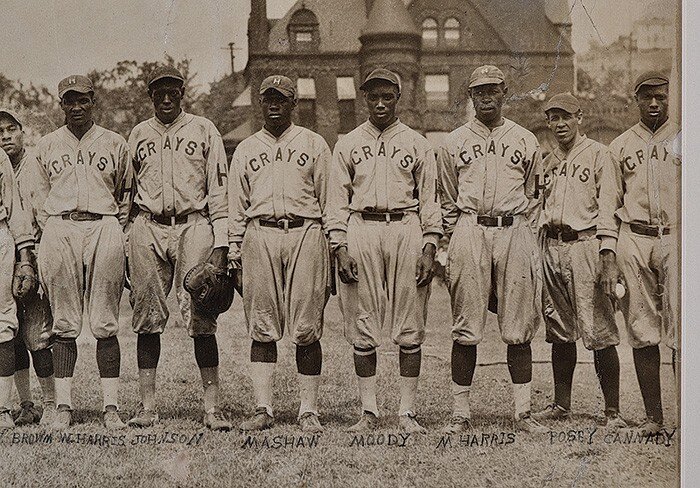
[635,84,669,130]
[364,82,400,130]
[0,116,24,161]
[546,109,581,149]
[260,90,295,130]
[60,91,95,127]
[470,83,507,125]
[150,79,185,125]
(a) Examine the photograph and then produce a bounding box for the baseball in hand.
[615,282,626,299]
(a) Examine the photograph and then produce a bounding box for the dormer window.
[422,18,438,47]
[444,18,461,45]
[288,8,320,51]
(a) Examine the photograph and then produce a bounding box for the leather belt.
[629,223,671,237]
[476,215,514,227]
[150,213,189,226]
[259,218,306,231]
[360,212,404,223]
[61,211,103,221]
[546,225,596,242]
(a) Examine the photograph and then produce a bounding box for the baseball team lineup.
[0,61,679,439]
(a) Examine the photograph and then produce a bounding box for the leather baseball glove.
[183,262,236,316]
[13,261,38,300]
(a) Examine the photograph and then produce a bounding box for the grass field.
[0,283,678,488]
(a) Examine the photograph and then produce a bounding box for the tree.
[193,71,248,137]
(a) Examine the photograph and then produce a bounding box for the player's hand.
[597,250,620,299]
[13,251,38,300]
[336,246,359,284]
[416,243,436,287]
[232,266,243,297]
[207,247,229,271]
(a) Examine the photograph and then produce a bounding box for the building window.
[288,8,320,52]
[422,18,438,47]
[297,78,317,130]
[425,74,449,102]
[444,18,460,45]
[337,77,357,134]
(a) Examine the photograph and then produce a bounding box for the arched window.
[444,18,460,45]
[288,8,320,51]
[422,18,438,47]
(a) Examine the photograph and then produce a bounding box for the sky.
[0,0,679,93]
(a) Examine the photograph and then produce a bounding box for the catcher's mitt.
[13,261,39,300]
[183,262,236,316]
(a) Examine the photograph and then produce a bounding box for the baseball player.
[438,65,547,434]
[328,68,442,433]
[530,94,626,430]
[0,109,55,427]
[127,66,231,431]
[229,75,331,433]
[0,142,36,428]
[32,75,133,430]
[597,71,680,436]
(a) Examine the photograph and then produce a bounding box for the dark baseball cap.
[259,75,296,98]
[0,109,22,129]
[360,68,401,92]
[634,71,669,93]
[469,65,505,88]
[58,75,94,98]
[148,66,185,88]
[544,93,581,114]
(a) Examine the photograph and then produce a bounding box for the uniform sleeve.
[327,144,354,247]
[314,138,331,233]
[437,143,460,237]
[0,156,34,251]
[596,145,624,253]
[523,140,543,228]
[227,149,250,247]
[114,138,134,229]
[205,123,229,248]
[30,148,51,232]
[415,139,443,247]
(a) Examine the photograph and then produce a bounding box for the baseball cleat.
[127,405,159,428]
[398,412,427,434]
[14,401,41,426]
[441,415,472,435]
[299,412,324,433]
[52,405,72,430]
[240,407,274,432]
[514,413,549,433]
[604,413,628,432]
[346,411,378,432]
[531,403,570,421]
[622,418,663,437]
[204,409,232,432]
[103,408,127,430]
[0,409,15,429]
[39,403,57,428]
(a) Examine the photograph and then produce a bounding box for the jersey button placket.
[76,140,89,211]
[163,131,175,216]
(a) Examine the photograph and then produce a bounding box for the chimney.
[249,0,269,54]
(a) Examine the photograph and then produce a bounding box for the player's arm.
[227,149,250,266]
[523,140,543,229]
[205,125,229,252]
[596,145,624,297]
[327,144,358,283]
[414,142,442,287]
[314,138,332,233]
[31,148,51,232]
[436,144,459,237]
[0,156,34,253]
[114,139,134,229]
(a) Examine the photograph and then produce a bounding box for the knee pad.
[194,335,219,369]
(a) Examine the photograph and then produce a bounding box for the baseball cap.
[0,109,22,129]
[469,65,505,88]
[58,75,94,98]
[543,93,581,114]
[148,66,185,88]
[259,75,296,98]
[359,68,401,92]
[634,71,669,93]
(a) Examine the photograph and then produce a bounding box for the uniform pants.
[0,221,18,344]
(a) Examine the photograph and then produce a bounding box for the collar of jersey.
[633,118,671,141]
[470,117,512,138]
[260,122,297,143]
[551,133,588,161]
[150,110,188,132]
[363,118,401,138]
[61,123,99,146]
